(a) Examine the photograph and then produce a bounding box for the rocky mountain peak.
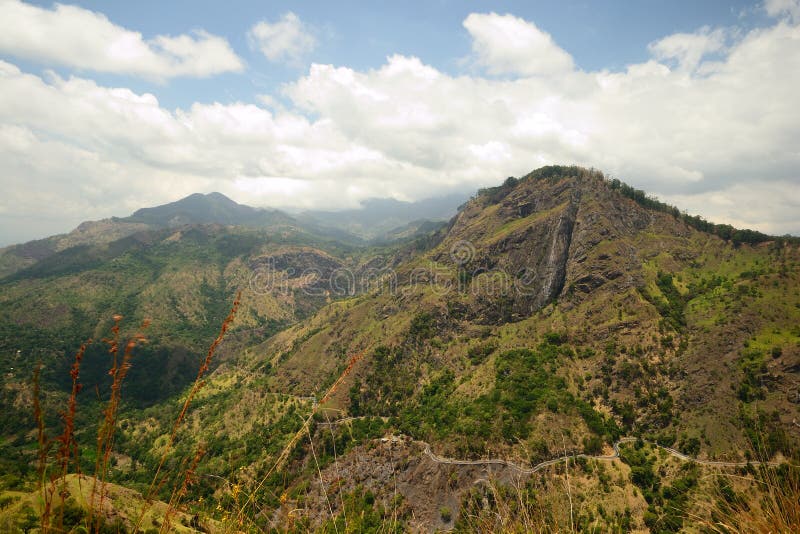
[424,166,693,323]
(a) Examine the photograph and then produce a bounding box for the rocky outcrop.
[424,168,670,323]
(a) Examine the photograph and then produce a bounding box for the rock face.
[425,167,675,323]
[293,436,536,532]
[247,247,350,317]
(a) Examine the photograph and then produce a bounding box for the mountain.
[1,166,798,532]
[0,219,152,279]
[0,192,465,279]
[124,191,293,228]
[0,189,371,418]
[203,166,799,530]
[254,167,799,445]
[301,193,470,240]
[0,192,296,279]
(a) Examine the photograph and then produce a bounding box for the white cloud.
[765,0,800,22]
[648,26,727,71]
[0,12,799,244]
[463,12,574,76]
[662,180,800,236]
[248,12,316,65]
[0,0,243,80]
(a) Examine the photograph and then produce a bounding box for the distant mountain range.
[300,193,469,240]
[123,191,294,228]
[121,190,468,239]
[0,192,468,279]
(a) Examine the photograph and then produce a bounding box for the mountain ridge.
[124,191,289,228]
[0,191,474,278]
[300,192,470,240]
[213,166,798,530]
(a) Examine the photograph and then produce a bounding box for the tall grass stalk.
[455,477,557,533]
[89,315,148,533]
[31,291,240,533]
[55,340,90,531]
[33,340,91,534]
[230,347,366,531]
[134,290,241,532]
[161,444,205,533]
[696,465,800,533]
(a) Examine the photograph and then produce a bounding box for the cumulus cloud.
[0,10,799,244]
[463,12,574,76]
[765,0,800,22]
[648,26,727,71]
[0,0,243,79]
[248,12,316,65]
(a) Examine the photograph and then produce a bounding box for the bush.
[440,506,452,522]
[583,435,604,455]
[467,341,497,365]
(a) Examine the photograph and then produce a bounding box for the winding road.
[419,437,786,473]
[317,417,787,472]
[420,438,635,474]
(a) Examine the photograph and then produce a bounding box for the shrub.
[583,435,603,455]
[440,506,452,522]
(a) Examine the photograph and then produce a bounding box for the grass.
[24,292,240,533]
[228,347,367,532]
[688,446,800,534]
[1,474,204,533]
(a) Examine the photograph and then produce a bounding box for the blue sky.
[22,0,769,109]
[1,0,799,245]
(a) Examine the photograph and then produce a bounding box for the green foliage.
[738,349,767,402]
[466,340,497,365]
[318,486,405,533]
[440,506,452,522]
[613,401,637,430]
[52,498,86,531]
[477,176,522,204]
[638,271,689,331]
[608,178,795,245]
[399,370,460,440]
[620,442,659,496]
[408,312,436,341]
[495,347,569,437]
[739,407,795,459]
[542,331,567,345]
[315,417,387,467]
[621,442,699,534]
[678,436,701,457]
[391,340,617,449]
[582,435,603,455]
[349,346,417,417]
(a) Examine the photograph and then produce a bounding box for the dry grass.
[228,347,367,532]
[695,465,800,533]
[90,315,148,532]
[31,291,241,534]
[135,290,241,533]
[455,477,567,533]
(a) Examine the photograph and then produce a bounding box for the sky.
[0,0,799,246]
